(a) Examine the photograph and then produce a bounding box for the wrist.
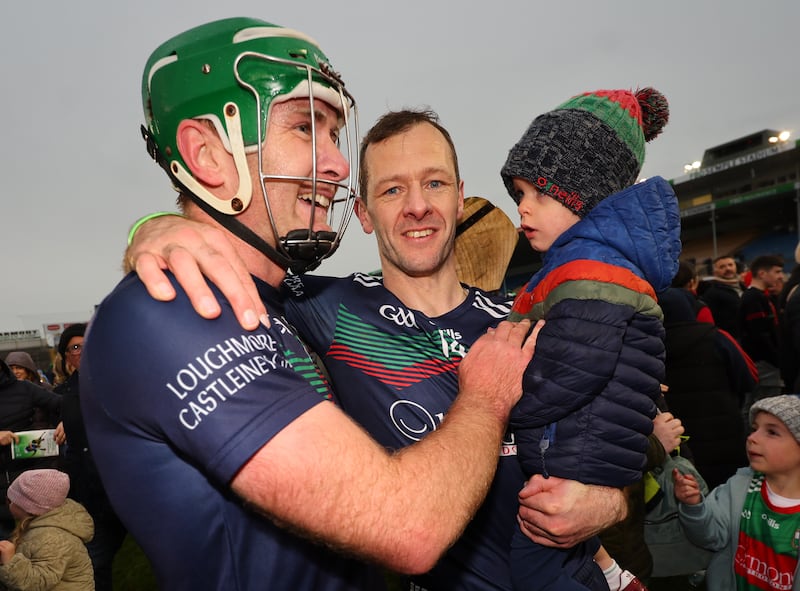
[127,211,184,246]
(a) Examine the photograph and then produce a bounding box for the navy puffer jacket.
[509,176,681,487]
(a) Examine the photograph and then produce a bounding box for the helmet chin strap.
[148,102,336,274]
[186,193,334,274]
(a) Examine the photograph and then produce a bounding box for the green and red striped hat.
[501,88,669,218]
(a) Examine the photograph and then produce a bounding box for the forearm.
[233,319,532,573]
[234,399,508,574]
[389,390,510,562]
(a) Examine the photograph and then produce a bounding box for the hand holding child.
[673,469,702,505]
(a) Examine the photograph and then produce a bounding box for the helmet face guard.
[142,17,359,273]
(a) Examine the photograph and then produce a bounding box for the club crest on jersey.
[379,305,417,328]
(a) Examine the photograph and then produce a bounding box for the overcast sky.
[1,1,798,331]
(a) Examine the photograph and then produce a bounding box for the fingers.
[225,259,270,330]
[135,253,177,302]
[523,319,545,356]
[519,473,553,500]
[127,216,268,330]
[185,225,267,329]
[167,248,223,319]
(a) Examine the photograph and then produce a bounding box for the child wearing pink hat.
[0,469,94,590]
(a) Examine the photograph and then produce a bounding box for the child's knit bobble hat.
[750,395,800,444]
[501,87,669,218]
[7,469,70,516]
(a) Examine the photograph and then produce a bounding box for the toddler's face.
[513,178,580,252]
[747,412,800,476]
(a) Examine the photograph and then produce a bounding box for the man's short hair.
[671,260,697,288]
[713,255,736,266]
[749,254,784,275]
[358,109,460,201]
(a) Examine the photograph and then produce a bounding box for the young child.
[0,469,94,590]
[500,88,680,590]
[675,394,800,590]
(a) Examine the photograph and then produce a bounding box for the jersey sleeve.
[82,274,330,486]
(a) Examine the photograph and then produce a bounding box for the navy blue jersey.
[81,272,383,591]
[284,272,524,591]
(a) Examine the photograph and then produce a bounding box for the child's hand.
[673,468,702,505]
[0,540,16,565]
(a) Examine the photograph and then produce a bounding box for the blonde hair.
[51,353,67,386]
[10,515,34,546]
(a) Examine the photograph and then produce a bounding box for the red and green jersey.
[735,472,800,590]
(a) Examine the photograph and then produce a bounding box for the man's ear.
[355,198,374,234]
[176,120,231,188]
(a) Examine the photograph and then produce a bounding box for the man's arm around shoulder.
[232,319,536,574]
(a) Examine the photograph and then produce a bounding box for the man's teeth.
[300,194,331,208]
[405,229,434,238]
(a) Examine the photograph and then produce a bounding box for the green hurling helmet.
[141,17,359,273]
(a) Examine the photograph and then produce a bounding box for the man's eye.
[429,180,442,189]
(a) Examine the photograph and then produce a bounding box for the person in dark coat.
[54,324,125,591]
[0,359,61,536]
[658,287,757,489]
[671,261,714,324]
[739,255,785,407]
[780,266,800,392]
[698,256,745,340]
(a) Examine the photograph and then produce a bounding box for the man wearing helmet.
[80,17,537,591]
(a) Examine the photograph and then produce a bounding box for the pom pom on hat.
[501,87,669,218]
[7,469,70,516]
[636,87,669,142]
[749,395,800,445]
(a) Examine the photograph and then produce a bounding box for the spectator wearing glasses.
[54,324,125,591]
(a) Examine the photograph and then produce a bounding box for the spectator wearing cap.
[501,87,679,591]
[675,395,800,590]
[54,324,125,591]
[0,469,94,590]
